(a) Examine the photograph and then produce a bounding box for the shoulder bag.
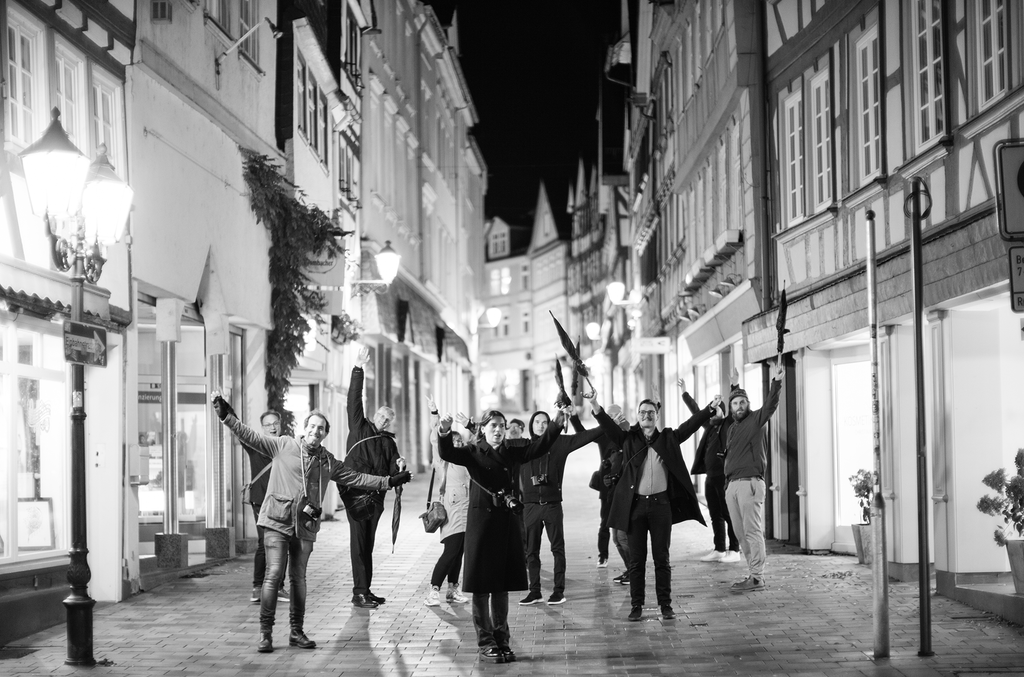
[241,461,272,505]
[419,467,448,533]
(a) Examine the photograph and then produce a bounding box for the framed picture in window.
[18,497,55,551]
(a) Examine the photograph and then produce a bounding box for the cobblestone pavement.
[3,446,1024,676]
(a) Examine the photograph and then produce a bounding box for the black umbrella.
[549,312,594,394]
[776,288,790,356]
[553,358,571,408]
[391,459,405,553]
[570,339,581,398]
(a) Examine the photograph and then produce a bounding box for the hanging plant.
[240,148,343,435]
[331,311,362,345]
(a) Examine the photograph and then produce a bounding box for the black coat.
[596,406,713,532]
[684,391,732,478]
[340,366,401,509]
[437,418,563,593]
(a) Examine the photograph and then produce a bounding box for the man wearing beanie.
[723,357,785,592]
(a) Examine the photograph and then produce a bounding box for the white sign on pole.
[633,336,672,354]
[1009,246,1024,313]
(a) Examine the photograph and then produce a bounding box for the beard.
[732,409,749,422]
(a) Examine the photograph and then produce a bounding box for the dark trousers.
[523,502,566,595]
[598,490,612,559]
[706,475,739,552]
[471,592,510,650]
[261,529,312,633]
[430,532,466,588]
[627,492,672,607]
[347,502,383,595]
[251,503,288,588]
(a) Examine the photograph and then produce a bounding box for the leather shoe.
[480,646,504,663]
[367,592,386,604]
[628,605,643,622]
[499,646,517,662]
[661,605,676,620]
[257,631,273,653]
[289,629,316,649]
[352,593,379,608]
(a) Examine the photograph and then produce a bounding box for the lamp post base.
[64,592,96,666]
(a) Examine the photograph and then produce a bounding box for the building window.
[152,0,172,21]
[0,319,70,560]
[853,26,881,185]
[207,0,230,31]
[977,0,1006,109]
[54,44,85,150]
[296,54,307,137]
[500,267,511,295]
[6,10,43,147]
[296,52,327,165]
[912,0,944,148]
[808,69,832,211]
[344,7,361,79]
[489,268,501,296]
[522,309,530,334]
[91,69,124,168]
[521,264,529,290]
[781,88,804,226]
[239,0,258,63]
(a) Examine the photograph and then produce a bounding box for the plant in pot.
[976,449,1024,593]
[849,469,877,565]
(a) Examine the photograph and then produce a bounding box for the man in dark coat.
[340,347,404,609]
[518,410,605,605]
[590,387,719,621]
[683,373,741,563]
[436,406,568,664]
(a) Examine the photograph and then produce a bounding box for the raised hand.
[730,367,740,385]
[426,395,438,414]
[438,413,453,434]
[676,377,687,392]
[357,346,371,367]
[211,394,235,422]
[773,355,785,381]
[708,394,722,411]
[455,412,470,427]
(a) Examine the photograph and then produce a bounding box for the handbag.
[242,461,272,504]
[589,469,602,491]
[420,468,448,533]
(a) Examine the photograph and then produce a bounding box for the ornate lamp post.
[351,240,401,295]
[19,108,134,666]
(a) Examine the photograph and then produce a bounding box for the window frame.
[6,7,45,149]
[911,0,945,150]
[976,0,1007,111]
[152,0,172,22]
[780,86,804,227]
[207,0,231,33]
[853,25,882,186]
[90,66,126,172]
[808,68,833,213]
[239,0,258,64]
[53,40,87,152]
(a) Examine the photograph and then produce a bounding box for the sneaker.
[250,586,260,604]
[546,592,566,605]
[720,550,742,563]
[700,550,725,562]
[447,584,469,604]
[424,586,441,607]
[627,605,642,621]
[499,646,517,662]
[661,605,676,620]
[613,572,630,585]
[597,557,609,568]
[730,576,765,592]
[519,591,543,605]
[277,586,290,602]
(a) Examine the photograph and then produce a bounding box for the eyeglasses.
[638,410,658,420]
[262,421,280,428]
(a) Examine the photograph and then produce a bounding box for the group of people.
[214,349,784,661]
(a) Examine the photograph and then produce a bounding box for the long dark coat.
[340,366,401,510]
[436,419,563,593]
[596,407,713,532]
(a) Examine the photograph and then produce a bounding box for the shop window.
[0,320,68,561]
[832,361,873,526]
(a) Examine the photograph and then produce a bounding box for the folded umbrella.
[776,288,790,356]
[549,312,594,395]
[391,459,405,553]
[570,339,581,398]
[553,357,572,408]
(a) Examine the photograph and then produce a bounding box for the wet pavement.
[3,445,1024,676]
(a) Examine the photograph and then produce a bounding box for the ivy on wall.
[240,148,344,435]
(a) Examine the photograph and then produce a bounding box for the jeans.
[523,502,565,595]
[627,492,672,607]
[347,500,384,595]
[613,528,630,569]
[597,490,612,559]
[261,529,313,633]
[471,592,509,649]
[430,533,466,588]
[705,475,739,552]
[726,477,766,577]
[251,503,288,588]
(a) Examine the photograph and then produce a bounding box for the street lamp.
[585,321,602,341]
[19,108,134,666]
[351,240,401,296]
[485,307,503,328]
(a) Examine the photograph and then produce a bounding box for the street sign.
[996,140,1024,241]
[63,321,107,367]
[633,336,672,354]
[1009,246,1024,313]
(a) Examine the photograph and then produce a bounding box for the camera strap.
[299,449,323,510]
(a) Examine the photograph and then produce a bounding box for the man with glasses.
[244,411,289,604]
[589,387,720,621]
[340,346,405,609]
[506,419,525,440]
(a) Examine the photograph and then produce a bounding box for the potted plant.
[849,469,877,565]
[976,449,1024,593]
[331,312,362,345]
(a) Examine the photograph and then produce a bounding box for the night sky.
[427,0,615,229]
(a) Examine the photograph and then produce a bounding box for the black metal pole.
[64,250,95,666]
[910,177,933,657]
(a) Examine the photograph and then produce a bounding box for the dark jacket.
[596,406,714,532]
[437,417,564,593]
[243,442,272,507]
[519,415,605,504]
[340,366,402,509]
[685,389,734,478]
[724,378,783,481]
